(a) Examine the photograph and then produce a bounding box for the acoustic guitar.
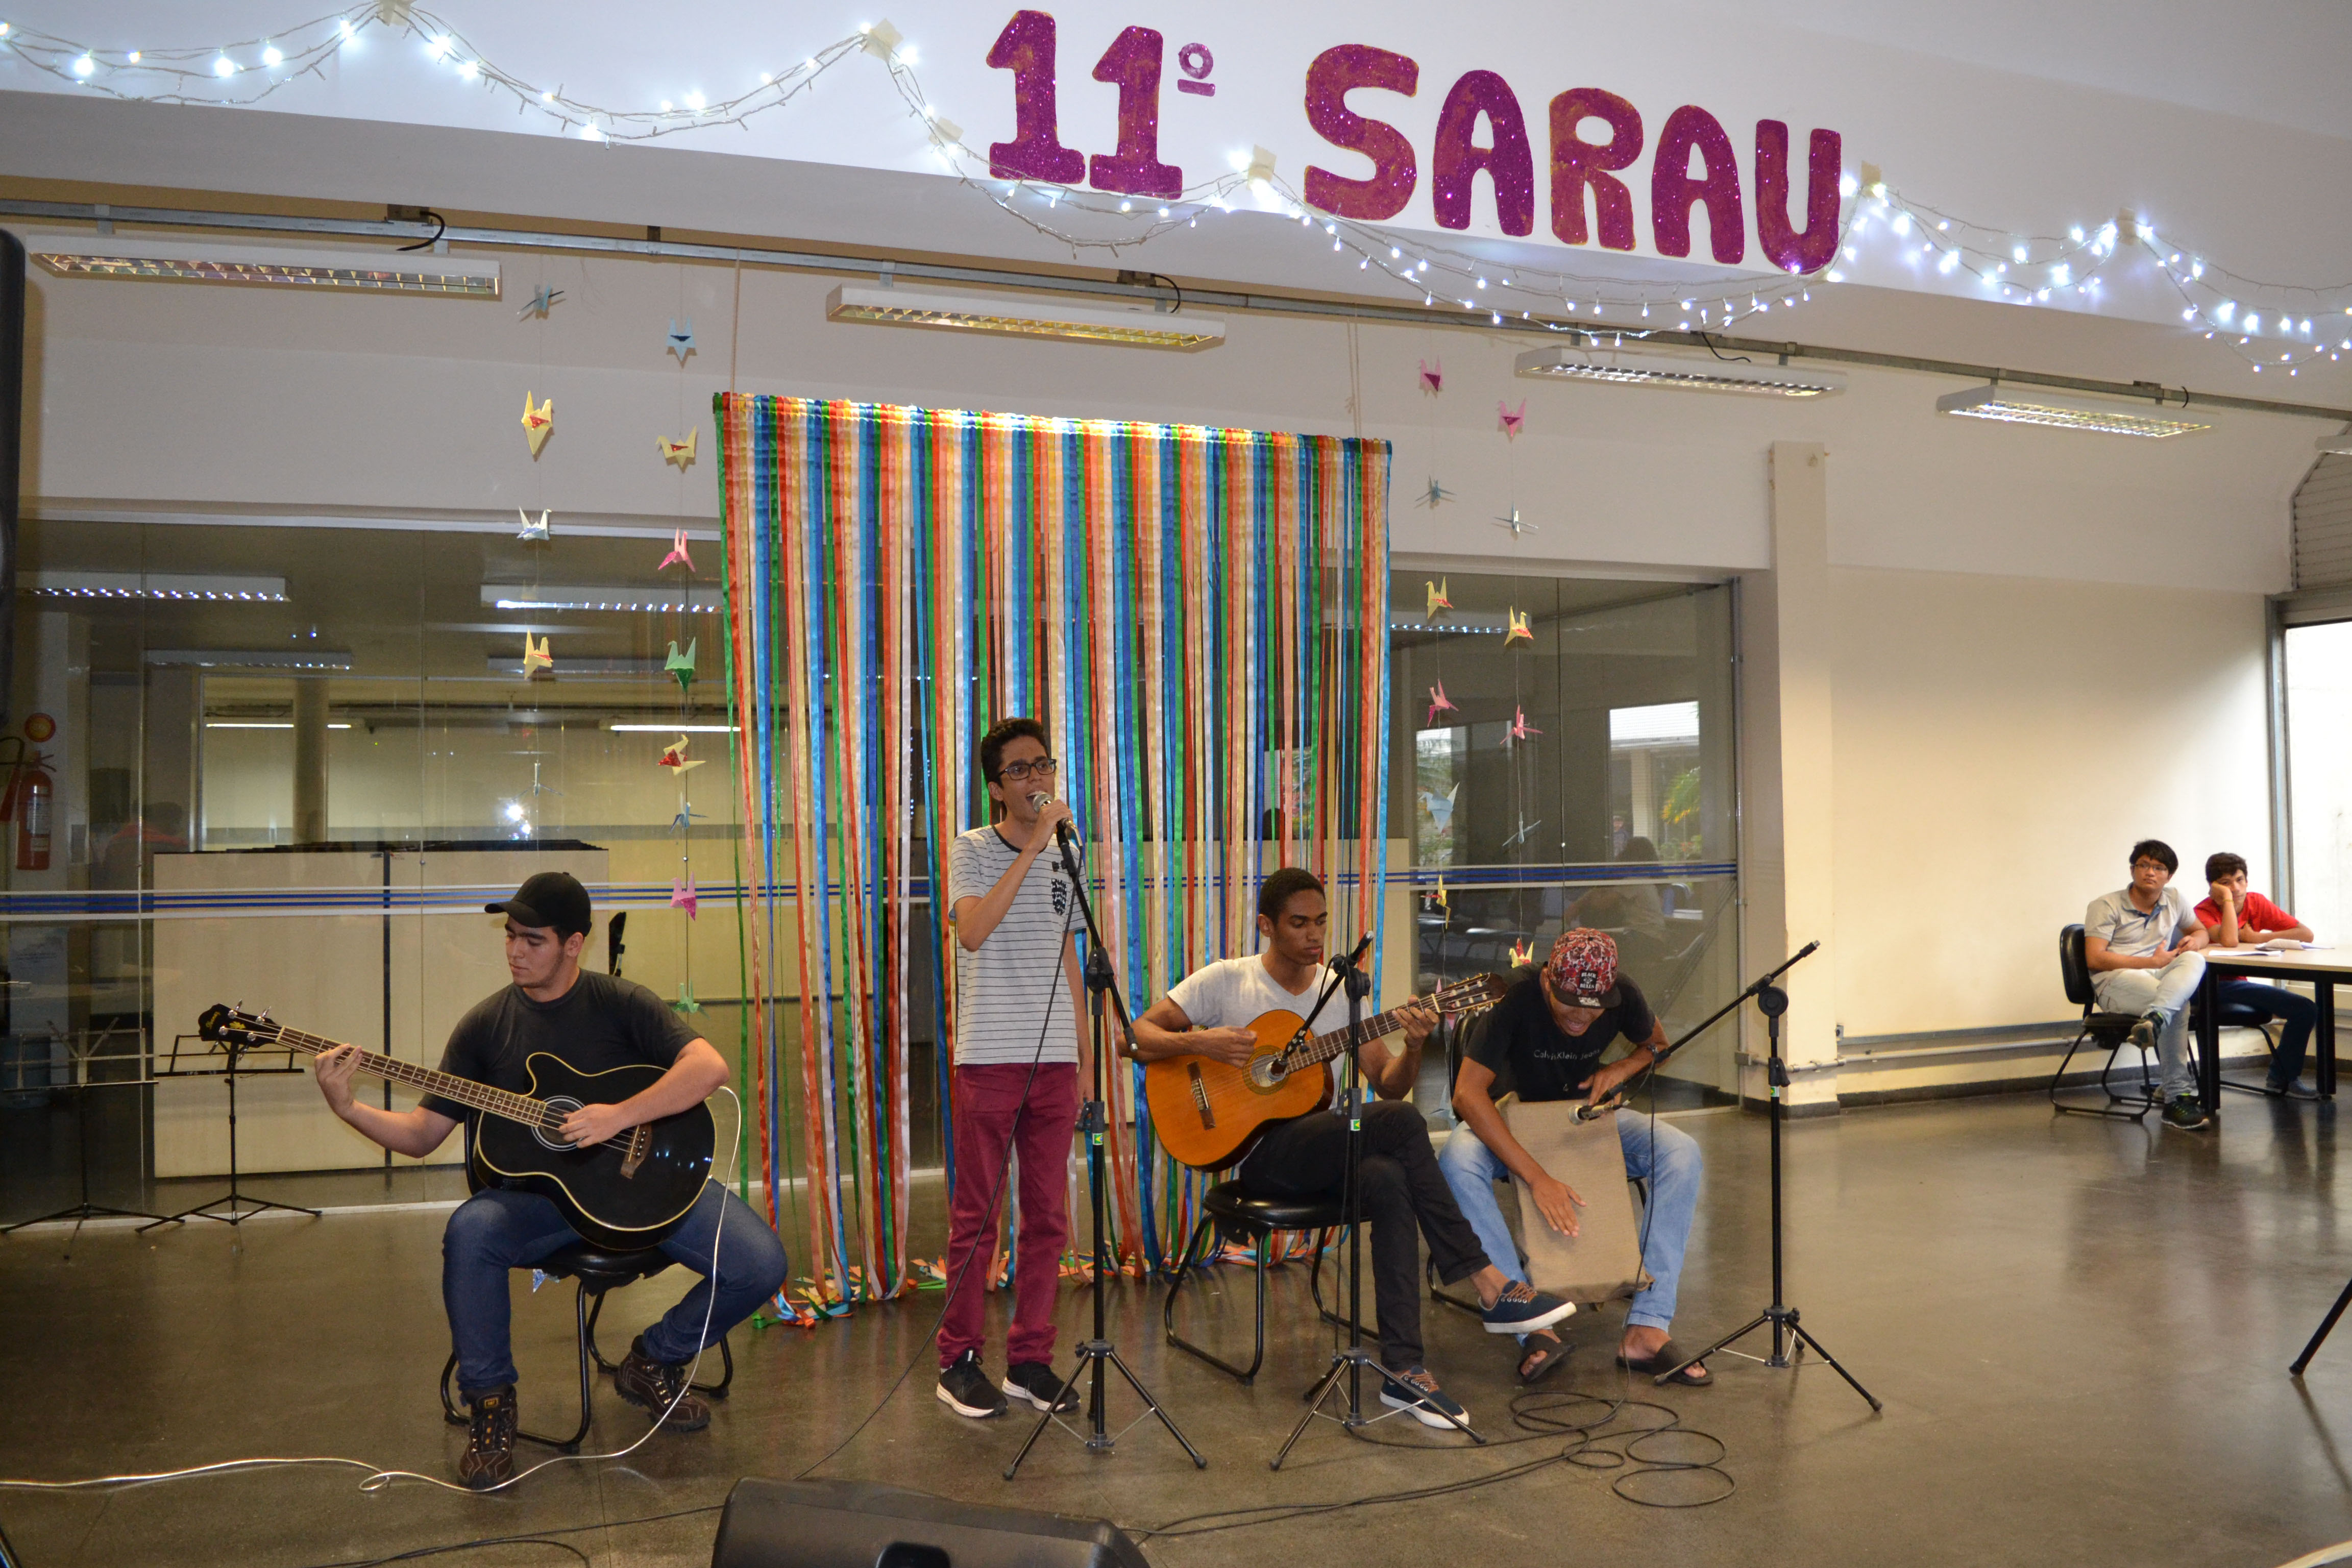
[1141,972,1510,1170]
[199,1003,715,1251]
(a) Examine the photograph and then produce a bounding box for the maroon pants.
[939,1062,1080,1368]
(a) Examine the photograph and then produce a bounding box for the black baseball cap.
[486,870,592,938]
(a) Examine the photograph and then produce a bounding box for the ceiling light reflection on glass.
[27,570,288,602]
[480,585,721,614]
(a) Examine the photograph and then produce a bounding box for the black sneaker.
[459,1385,517,1491]
[1378,1366,1472,1431]
[1479,1280,1576,1336]
[1002,1361,1079,1413]
[614,1335,711,1431]
[936,1350,1007,1418]
[2162,1095,2211,1131]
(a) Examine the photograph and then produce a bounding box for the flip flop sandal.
[1517,1338,1571,1387]
[1618,1343,1714,1387]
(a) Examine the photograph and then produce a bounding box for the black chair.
[437,1241,734,1452]
[2051,923,2158,1120]
[2203,993,2285,1098]
[1162,1183,1342,1385]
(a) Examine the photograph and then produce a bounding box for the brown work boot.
[459,1385,517,1490]
[614,1335,712,1431]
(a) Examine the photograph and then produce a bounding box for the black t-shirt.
[1467,967,1656,1103]
[420,970,702,1124]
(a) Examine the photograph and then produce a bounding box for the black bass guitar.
[200,1003,714,1250]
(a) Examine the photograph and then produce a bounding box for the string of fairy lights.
[7,1,2350,371]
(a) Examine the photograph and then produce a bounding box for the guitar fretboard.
[263,1024,558,1133]
[1280,980,1497,1071]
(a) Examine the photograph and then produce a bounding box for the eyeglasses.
[999,757,1059,782]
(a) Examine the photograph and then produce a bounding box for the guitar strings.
[267,1023,650,1155]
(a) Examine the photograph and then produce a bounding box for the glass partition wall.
[1392,573,1742,1115]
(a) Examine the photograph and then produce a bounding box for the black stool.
[1162,1182,1343,1384]
[438,1241,736,1452]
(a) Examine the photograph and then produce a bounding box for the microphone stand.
[1005,808,1205,1480]
[1641,942,1879,1411]
[1273,943,1482,1467]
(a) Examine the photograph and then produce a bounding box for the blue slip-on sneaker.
[1479,1280,1576,1336]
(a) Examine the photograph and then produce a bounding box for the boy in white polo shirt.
[2084,838,2211,1131]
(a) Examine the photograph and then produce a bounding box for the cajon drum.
[1497,1098,1649,1305]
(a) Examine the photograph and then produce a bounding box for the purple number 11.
[986,11,1183,199]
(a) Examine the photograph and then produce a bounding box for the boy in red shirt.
[2194,852,2319,1098]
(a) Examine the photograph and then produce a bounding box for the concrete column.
[1738,442,1839,1112]
[292,679,328,844]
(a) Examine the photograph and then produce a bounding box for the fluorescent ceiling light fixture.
[826,284,1223,350]
[608,723,740,732]
[204,721,351,729]
[1934,384,2212,438]
[480,585,721,614]
[146,648,353,670]
[26,570,287,602]
[24,232,498,298]
[1514,347,1844,397]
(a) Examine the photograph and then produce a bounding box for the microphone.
[1027,791,1076,851]
[1328,930,1374,975]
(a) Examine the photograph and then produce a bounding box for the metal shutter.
[2294,452,2352,588]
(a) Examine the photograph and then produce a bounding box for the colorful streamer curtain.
[716,393,1390,1311]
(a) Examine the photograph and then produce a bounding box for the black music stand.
[142,1027,319,1231]
[1,1030,173,1250]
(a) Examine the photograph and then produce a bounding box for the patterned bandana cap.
[1544,928,1619,1007]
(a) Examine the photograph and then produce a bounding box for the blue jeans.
[2219,978,2320,1089]
[1438,1113,1702,1334]
[443,1183,789,1396]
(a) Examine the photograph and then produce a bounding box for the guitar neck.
[1293,999,1430,1067]
[265,1025,549,1129]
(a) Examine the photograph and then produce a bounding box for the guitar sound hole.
[533,1097,584,1152]
[1246,1058,1282,1092]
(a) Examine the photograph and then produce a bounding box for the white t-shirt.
[1165,957,1360,1170]
[947,825,1080,1067]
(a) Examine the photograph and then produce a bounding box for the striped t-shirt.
[947,824,1081,1067]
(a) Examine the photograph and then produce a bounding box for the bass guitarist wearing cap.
[307,870,789,1490]
[1439,928,1709,1387]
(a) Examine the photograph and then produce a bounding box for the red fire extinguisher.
[13,750,52,871]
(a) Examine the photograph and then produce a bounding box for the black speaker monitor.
[709,1479,1148,1568]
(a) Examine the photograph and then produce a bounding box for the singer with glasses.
[1128,868,1575,1430]
[936,718,1088,1423]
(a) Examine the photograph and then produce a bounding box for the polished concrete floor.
[7,1091,2352,1566]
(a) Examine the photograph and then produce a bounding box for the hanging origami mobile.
[1498,399,1526,438]
[1428,876,1450,914]
[659,735,706,773]
[671,871,698,919]
[1509,705,1542,741]
[1425,680,1458,726]
[1420,782,1459,834]
[521,391,554,456]
[1418,357,1442,394]
[659,430,698,469]
[1508,939,1536,968]
[1504,817,1543,848]
[666,318,696,361]
[1425,578,1453,618]
[1504,607,1533,647]
[521,633,553,678]
[516,284,564,321]
[1416,477,1455,508]
[671,801,706,832]
[665,638,697,692]
[516,507,551,542]
[673,981,702,1016]
[1493,507,1539,536]
[659,529,696,572]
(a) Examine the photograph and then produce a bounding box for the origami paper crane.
[521,391,553,456]
[1425,680,1457,726]
[1416,476,1455,509]
[528,760,561,798]
[671,871,698,919]
[671,802,706,832]
[1420,782,1459,834]
[665,638,697,691]
[521,633,553,678]
[1498,399,1526,438]
[516,507,551,542]
[659,529,696,572]
[659,430,698,469]
[1418,357,1442,394]
[666,317,696,361]
[1493,507,1539,536]
[1509,939,1536,968]
[516,284,564,320]
[1428,877,1450,914]
[672,981,703,1016]
[659,735,707,773]
[1504,607,1533,648]
[1509,705,1542,741]
[1503,817,1544,848]
[1426,578,1453,618]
